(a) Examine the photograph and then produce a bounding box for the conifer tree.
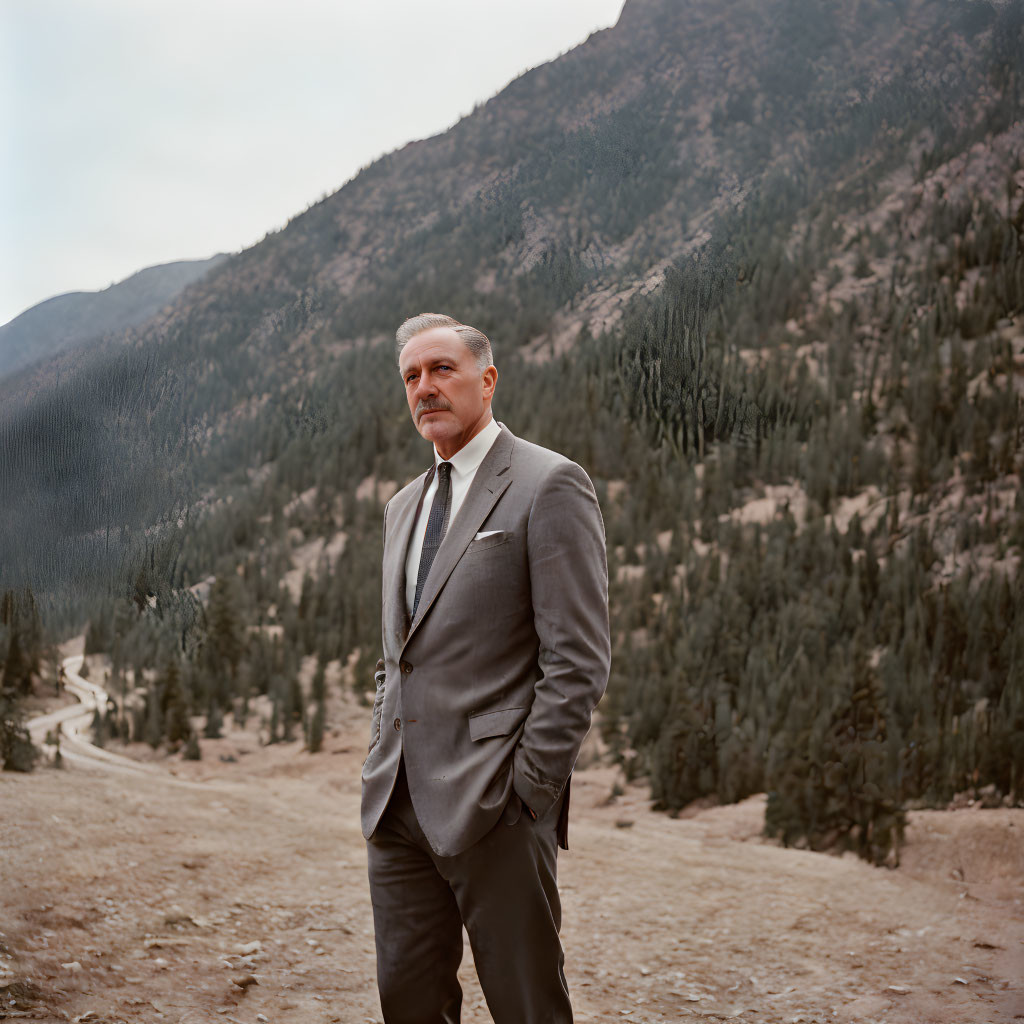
[204,699,223,739]
[144,690,164,749]
[0,692,37,771]
[91,707,107,748]
[312,659,326,704]
[308,701,325,754]
[205,574,245,699]
[162,658,190,745]
[183,731,201,760]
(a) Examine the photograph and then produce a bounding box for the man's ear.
[482,365,498,399]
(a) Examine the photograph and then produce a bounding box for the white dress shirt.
[405,415,502,616]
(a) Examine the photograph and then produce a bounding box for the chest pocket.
[465,530,512,554]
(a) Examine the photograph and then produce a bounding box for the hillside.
[1,0,1022,859]
[0,254,227,380]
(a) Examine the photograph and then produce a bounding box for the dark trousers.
[366,759,572,1024]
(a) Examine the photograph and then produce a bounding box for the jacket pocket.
[466,531,512,553]
[468,705,528,741]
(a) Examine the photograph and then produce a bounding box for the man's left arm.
[513,460,611,819]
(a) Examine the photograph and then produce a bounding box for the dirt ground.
[2,665,1022,1024]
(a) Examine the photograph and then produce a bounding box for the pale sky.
[0,0,624,326]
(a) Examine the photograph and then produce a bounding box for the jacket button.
[400,661,413,674]
[393,718,402,731]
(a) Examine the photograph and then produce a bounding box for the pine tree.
[144,690,164,749]
[91,707,107,748]
[130,702,146,744]
[204,699,223,739]
[308,701,325,754]
[2,630,29,695]
[0,691,37,771]
[831,640,906,866]
[183,731,201,761]
[311,659,326,703]
[206,574,245,697]
[162,658,190,745]
[268,699,280,745]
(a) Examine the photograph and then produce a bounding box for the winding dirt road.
[27,653,207,781]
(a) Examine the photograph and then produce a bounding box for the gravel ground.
[2,684,1022,1024]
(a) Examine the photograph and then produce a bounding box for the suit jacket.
[360,422,611,858]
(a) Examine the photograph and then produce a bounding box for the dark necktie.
[412,461,452,618]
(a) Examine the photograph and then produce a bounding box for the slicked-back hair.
[395,313,494,374]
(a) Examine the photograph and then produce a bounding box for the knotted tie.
[412,461,452,618]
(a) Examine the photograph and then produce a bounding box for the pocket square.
[474,530,503,540]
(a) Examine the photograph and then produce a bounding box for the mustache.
[415,397,452,421]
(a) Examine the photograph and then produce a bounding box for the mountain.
[1,0,1021,859]
[0,254,228,379]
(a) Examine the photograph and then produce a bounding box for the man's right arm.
[368,658,386,752]
[368,497,392,752]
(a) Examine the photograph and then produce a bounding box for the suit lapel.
[383,470,430,648]
[404,424,515,647]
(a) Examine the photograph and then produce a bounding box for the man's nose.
[413,373,436,398]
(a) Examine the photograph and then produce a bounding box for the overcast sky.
[1,0,624,326]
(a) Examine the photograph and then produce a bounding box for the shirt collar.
[434,415,501,477]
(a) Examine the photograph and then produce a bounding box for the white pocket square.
[474,530,503,540]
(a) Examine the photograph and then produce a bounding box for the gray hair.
[395,313,493,373]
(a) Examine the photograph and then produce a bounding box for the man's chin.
[416,417,450,443]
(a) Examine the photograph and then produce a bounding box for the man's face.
[399,327,498,459]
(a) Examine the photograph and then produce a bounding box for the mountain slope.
[0,254,227,379]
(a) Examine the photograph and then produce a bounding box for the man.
[360,313,611,1023]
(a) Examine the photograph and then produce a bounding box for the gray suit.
[361,422,610,1023]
